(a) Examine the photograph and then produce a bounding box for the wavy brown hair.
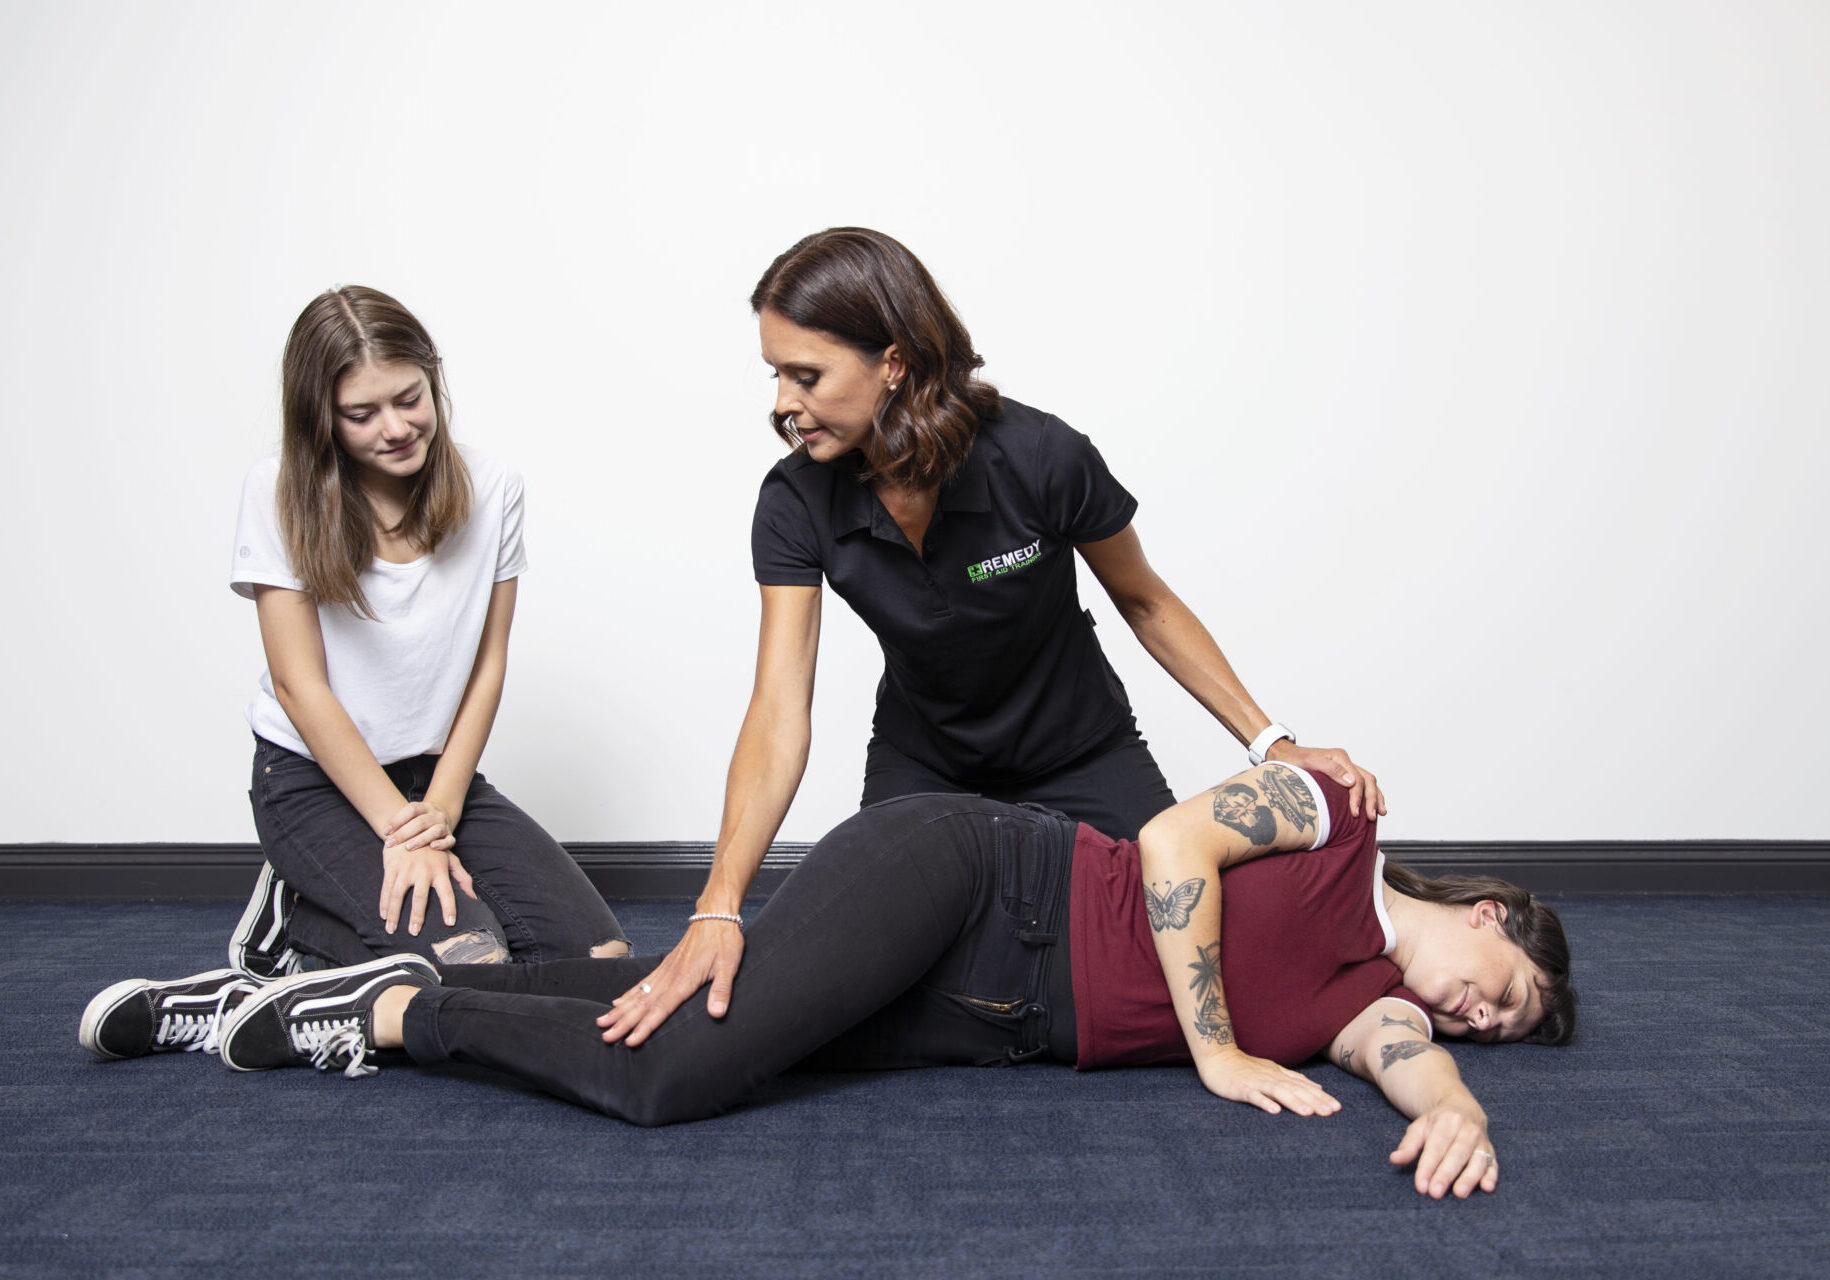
[751,227,1001,490]
[277,286,471,618]
[1381,861,1577,1046]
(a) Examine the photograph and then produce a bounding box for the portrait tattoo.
[1379,1013,1425,1037]
[1378,1040,1450,1072]
[1212,784,1277,846]
[1144,878,1205,932]
[1258,768,1318,835]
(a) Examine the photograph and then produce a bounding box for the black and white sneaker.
[79,968,260,1061]
[229,861,302,981]
[218,955,438,1078]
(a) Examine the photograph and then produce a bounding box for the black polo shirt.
[751,398,1140,784]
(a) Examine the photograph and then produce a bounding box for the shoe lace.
[155,980,257,1055]
[288,1019,377,1078]
[237,946,304,983]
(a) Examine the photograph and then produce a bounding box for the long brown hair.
[1381,861,1578,1046]
[277,286,471,617]
[751,227,1001,490]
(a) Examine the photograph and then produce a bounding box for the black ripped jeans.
[249,737,626,967]
[402,794,1079,1126]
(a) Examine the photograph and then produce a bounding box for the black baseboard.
[0,843,805,901]
[1,840,1827,900]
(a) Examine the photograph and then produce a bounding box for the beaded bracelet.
[687,911,745,932]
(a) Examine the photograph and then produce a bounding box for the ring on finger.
[640,982,653,994]
[1474,1150,1495,1165]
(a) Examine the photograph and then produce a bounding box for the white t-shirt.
[230,446,528,765]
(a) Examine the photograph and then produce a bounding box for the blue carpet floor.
[4,895,1828,1278]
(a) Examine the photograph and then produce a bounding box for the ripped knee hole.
[432,930,510,965]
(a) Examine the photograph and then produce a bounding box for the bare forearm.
[1372,1033,1481,1123]
[1128,591,1385,813]
[1138,765,1332,1065]
[1139,835,1236,1063]
[273,683,406,837]
[425,577,518,826]
[1331,1002,1495,1195]
[424,652,505,825]
[1141,809,1343,1116]
[1125,594,1271,747]
[1374,1034,1498,1197]
[1079,529,1271,745]
[698,706,810,914]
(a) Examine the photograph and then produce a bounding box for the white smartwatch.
[1247,723,1295,766]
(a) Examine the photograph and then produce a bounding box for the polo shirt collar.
[940,440,992,514]
[827,459,877,538]
[825,439,994,539]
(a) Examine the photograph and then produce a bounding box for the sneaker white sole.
[218,954,438,1072]
[78,968,247,1060]
[79,979,154,1059]
[229,861,289,977]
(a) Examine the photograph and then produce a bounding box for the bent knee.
[590,939,631,959]
[432,930,509,965]
[607,1078,719,1128]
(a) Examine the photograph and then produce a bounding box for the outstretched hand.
[1266,741,1386,818]
[1198,1047,1341,1116]
[1391,1102,1499,1198]
[598,918,746,1046]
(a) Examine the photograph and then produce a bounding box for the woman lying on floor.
[84,762,1575,1199]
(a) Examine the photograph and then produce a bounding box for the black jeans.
[860,716,1174,841]
[249,736,626,967]
[402,794,1078,1126]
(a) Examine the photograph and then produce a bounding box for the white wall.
[1,1,1823,844]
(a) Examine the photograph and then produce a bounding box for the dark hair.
[278,286,471,617]
[751,227,1001,490]
[1381,862,1578,1046]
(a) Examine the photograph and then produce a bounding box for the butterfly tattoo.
[1144,877,1206,932]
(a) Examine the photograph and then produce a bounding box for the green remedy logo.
[965,538,1044,583]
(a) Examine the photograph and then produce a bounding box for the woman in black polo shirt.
[607,227,1384,1043]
